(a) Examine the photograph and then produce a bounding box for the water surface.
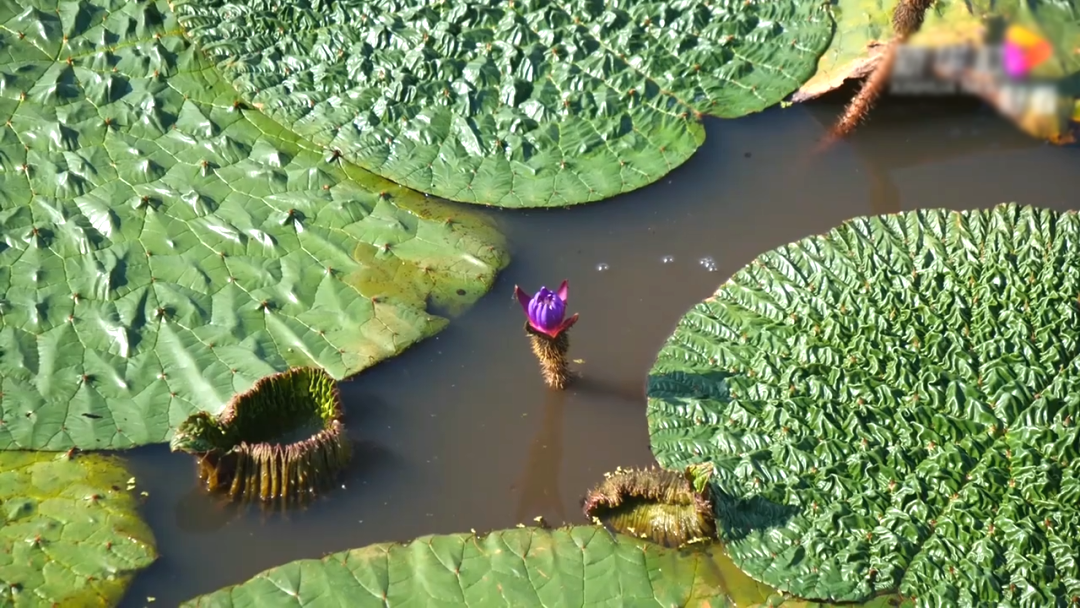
[120,92,1080,607]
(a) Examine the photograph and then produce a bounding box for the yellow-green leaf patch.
[0,452,157,607]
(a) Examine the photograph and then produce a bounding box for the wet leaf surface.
[648,204,1080,604]
[793,0,897,101]
[175,0,835,207]
[0,452,156,607]
[181,526,754,607]
[0,0,509,451]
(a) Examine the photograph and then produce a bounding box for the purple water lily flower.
[514,280,579,338]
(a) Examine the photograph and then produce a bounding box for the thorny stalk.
[820,0,936,148]
[526,319,576,390]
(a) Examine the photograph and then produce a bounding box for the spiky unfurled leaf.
[583,466,715,546]
[171,368,349,504]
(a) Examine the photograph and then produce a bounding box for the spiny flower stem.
[893,0,935,37]
[820,0,936,147]
[525,320,576,389]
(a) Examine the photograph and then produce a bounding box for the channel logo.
[1003,25,1053,79]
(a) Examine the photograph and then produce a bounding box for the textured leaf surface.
[181,526,751,607]
[175,0,834,208]
[0,0,508,450]
[647,203,1080,605]
[768,597,913,608]
[0,452,157,607]
[792,0,895,101]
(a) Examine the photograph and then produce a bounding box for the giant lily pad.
[174,0,835,208]
[0,452,157,606]
[178,524,917,607]
[0,0,508,451]
[181,525,755,606]
[648,203,1080,604]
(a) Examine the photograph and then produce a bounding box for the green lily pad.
[905,0,987,47]
[181,525,757,607]
[0,452,157,607]
[174,0,834,208]
[0,0,508,451]
[647,203,1080,604]
[793,0,896,101]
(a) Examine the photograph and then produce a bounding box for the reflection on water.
[514,390,567,524]
[120,91,1080,607]
[173,487,240,535]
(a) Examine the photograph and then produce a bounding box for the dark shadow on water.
[514,390,567,523]
[167,437,396,531]
[339,389,399,434]
[173,486,240,535]
[337,439,397,489]
[569,374,645,404]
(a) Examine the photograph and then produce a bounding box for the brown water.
[118,91,1080,607]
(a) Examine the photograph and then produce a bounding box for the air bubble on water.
[699,256,718,272]
[661,255,674,264]
[596,262,610,272]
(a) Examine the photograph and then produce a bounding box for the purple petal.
[527,287,566,332]
[514,286,531,315]
[552,312,579,337]
[556,280,569,303]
